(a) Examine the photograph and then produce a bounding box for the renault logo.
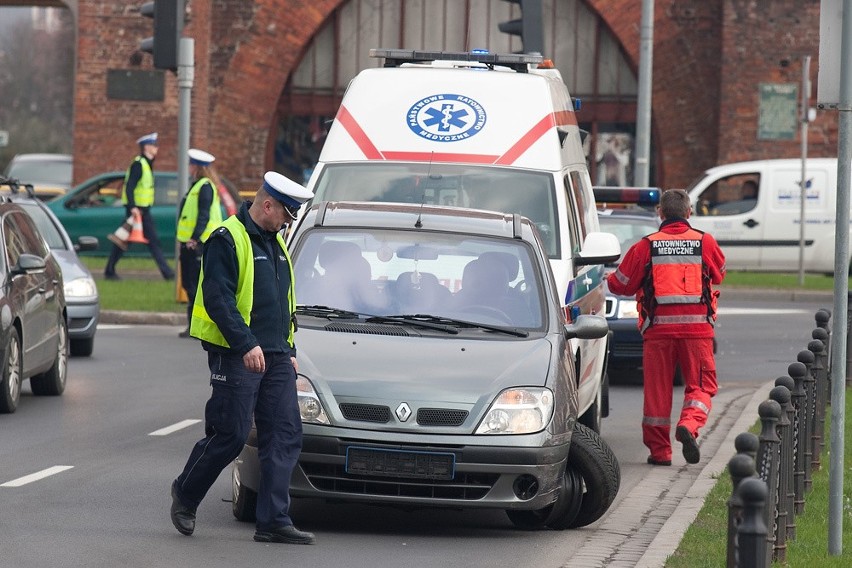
[396,402,412,422]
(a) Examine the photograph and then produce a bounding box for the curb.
[718,286,834,304]
[99,310,184,326]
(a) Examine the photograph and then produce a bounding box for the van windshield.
[312,163,559,257]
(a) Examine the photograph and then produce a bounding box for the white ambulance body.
[304,49,619,430]
[685,158,846,274]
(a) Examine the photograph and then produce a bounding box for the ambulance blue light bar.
[593,186,661,206]
[370,48,543,72]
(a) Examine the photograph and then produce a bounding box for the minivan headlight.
[475,387,553,434]
[296,377,329,425]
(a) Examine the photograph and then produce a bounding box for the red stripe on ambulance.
[337,106,383,159]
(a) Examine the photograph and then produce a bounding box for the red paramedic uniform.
[606,218,726,463]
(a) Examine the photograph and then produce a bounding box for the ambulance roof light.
[592,186,661,206]
[370,48,543,73]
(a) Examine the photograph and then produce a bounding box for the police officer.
[606,189,726,466]
[176,149,223,337]
[169,171,315,544]
[104,132,175,280]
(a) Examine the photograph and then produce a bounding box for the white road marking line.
[1,465,74,488]
[149,419,202,436]
[717,308,810,315]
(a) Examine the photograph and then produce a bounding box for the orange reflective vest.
[639,228,715,332]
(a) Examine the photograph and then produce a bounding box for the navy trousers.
[174,351,303,529]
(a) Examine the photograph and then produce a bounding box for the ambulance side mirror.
[573,231,621,266]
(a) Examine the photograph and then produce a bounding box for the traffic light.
[498,0,543,55]
[139,0,184,71]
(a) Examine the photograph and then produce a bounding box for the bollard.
[796,349,816,493]
[727,453,757,568]
[737,477,770,568]
[812,327,831,448]
[807,338,826,471]
[788,361,808,515]
[735,431,760,462]
[775,375,797,541]
[769,385,792,563]
[755,399,782,563]
[815,308,831,367]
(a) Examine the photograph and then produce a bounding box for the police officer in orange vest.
[606,188,726,466]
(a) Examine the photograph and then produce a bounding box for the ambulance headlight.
[296,377,329,425]
[475,388,553,434]
[617,299,639,319]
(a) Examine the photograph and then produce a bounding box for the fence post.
[737,477,770,568]
[807,338,825,472]
[787,361,808,515]
[735,431,760,462]
[796,349,816,493]
[755,399,781,562]
[727,453,757,568]
[769,385,792,563]
[775,375,797,541]
[812,327,830,445]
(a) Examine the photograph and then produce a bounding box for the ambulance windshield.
[312,163,559,257]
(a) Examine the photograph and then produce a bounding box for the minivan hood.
[297,327,553,404]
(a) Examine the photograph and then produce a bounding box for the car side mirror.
[75,236,99,252]
[12,253,47,276]
[563,314,610,340]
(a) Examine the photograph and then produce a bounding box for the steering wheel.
[457,305,513,325]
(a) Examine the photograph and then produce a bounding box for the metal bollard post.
[775,375,797,541]
[755,399,782,563]
[736,477,770,568]
[815,308,831,365]
[735,431,760,462]
[812,328,830,446]
[727,453,757,568]
[787,361,808,515]
[796,350,816,493]
[807,338,826,471]
[769,386,792,563]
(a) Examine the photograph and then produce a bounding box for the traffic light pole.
[174,37,193,300]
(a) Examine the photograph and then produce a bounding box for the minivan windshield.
[293,227,546,330]
[311,163,559,257]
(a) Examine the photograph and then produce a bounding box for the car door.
[4,211,58,371]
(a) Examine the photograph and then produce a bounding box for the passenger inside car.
[451,254,529,325]
[392,271,452,315]
[303,240,387,313]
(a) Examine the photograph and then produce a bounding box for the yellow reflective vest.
[177,177,223,242]
[122,156,155,207]
[189,216,296,349]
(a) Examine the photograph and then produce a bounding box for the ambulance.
[300,49,620,431]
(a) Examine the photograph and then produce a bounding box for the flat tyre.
[566,422,621,528]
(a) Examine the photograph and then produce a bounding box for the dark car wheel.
[31,316,68,396]
[566,422,621,528]
[0,328,22,413]
[505,467,583,530]
[70,336,94,357]
[232,465,257,522]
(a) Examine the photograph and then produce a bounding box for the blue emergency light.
[593,186,661,206]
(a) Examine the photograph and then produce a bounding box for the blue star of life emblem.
[407,94,487,142]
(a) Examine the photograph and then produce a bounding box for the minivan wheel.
[0,328,22,413]
[31,316,68,396]
[232,465,257,522]
[566,422,621,528]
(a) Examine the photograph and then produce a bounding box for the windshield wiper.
[381,314,529,338]
[364,314,459,334]
[296,305,362,319]
[298,306,459,334]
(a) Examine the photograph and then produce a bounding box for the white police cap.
[188,148,215,166]
[136,132,158,146]
[262,171,314,209]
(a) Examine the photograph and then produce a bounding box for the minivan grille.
[339,403,391,423]
[417,408,468,426]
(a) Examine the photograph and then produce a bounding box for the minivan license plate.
[345,447,455,480]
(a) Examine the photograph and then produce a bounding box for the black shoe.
[170,481,196,536]
[254,525,316,545]
[647,456,672,466]
[104,272,121,281]
[178,328,190,338]
[163,272,175,281]
[676,425,701,464]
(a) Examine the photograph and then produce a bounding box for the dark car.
[0,178,68,413]
[47,171,242,258]
[231,201,620,531]
[1,182,99,357]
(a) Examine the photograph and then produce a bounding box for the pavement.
[97,286,836,567]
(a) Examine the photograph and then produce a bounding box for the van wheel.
[505,467,583,530]
[566,423,621,528]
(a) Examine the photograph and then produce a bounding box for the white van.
[301,49,620,431]
[685,158,843,274]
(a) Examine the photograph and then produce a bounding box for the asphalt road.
[0,296,833,568]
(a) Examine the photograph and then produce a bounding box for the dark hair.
[660,189,691,219]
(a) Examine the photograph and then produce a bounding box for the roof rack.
[0,176,37,199]
[369,48,543,73]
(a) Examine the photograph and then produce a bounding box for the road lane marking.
[717,308,810,315]
[149,419,202,436]
[1,466,74,487]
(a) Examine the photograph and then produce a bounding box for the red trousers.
[642,337,718,462]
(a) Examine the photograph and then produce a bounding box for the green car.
[47,171,241,258]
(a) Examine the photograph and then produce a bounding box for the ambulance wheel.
[232,465,257,522]
[505,467,583,530]
[566,422,621,528]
